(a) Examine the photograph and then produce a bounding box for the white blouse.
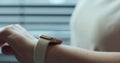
[70,0,120,50]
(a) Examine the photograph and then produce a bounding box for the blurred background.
[0,0,78,63]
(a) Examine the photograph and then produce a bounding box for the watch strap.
[33,35,62,63]
[34,38,49,63]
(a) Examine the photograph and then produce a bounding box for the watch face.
[50,38,62,44]
[40,35,62,44]
[40,35,53,40]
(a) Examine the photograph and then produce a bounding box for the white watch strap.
[33,38,50,63]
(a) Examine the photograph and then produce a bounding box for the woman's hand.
[0,24,38,63]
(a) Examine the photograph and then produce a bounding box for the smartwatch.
[33,35,62,63]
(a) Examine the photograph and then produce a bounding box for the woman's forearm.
[89,51,120,63]
[45,45,120,63]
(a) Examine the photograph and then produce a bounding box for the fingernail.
[2,46,13,55]
[0,40,5,46]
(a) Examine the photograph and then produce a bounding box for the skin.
[0,24,37,63]
[0,24,120,63]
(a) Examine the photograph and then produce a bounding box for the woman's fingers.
[0,24,36,63]
[2,45,14,55]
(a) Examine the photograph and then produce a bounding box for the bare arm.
[1,24,120,63]
[46,45,120,63]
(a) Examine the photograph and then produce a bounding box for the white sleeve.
[70,0,120,51]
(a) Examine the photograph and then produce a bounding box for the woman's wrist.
[33,35,62,63]
[45,45,60,63]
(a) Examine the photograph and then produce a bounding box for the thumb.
[2,45,14,55]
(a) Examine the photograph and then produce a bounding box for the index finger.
[0,24,14,32]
